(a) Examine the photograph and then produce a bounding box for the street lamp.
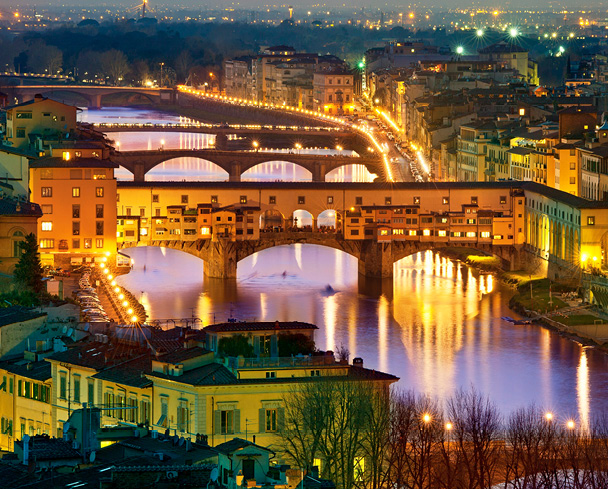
[336,145,343,154]
[509,27,519,38]
[295,142,302,154]
[476,29,484,37]
[545,412,553,422]
[456,46,464,55]
[422,413,431,423]
[252,141,259,151]
[159,62,165,87]
[567,420,575,430]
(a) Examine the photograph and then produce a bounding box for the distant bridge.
[119,231,522,279]
[4,85,176,108]
[110,149,384,182]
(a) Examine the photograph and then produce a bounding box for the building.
[0,197,42,275]
[29,153,118,268]
[0,145,37,199]
[553,141,581,195]
[477,42,539,85]
[223,57,254,100]
[3,95,78,150]
[313,70,354,115]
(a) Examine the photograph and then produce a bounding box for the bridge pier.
[89,93,102,109]
[133,162,146,182]
[311,162,327,182]
[359,241,395,278]
[229,162,242,182]
[204,240,237,279]
[215,134,228,150]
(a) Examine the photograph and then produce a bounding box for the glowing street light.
[423,413,431,423]
[509,27,519,38]
[567,420,576,430]
[445,422,453,430]
[476,29,484,37]
[545,412,553,421]
[456,46,464,55]
[252,141,259,151]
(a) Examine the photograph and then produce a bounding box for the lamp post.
[253,141,259,152]
[159,62,165,87]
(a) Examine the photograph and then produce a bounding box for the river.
[86,107,608,423]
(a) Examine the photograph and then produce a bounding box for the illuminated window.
[466,232,477,238]
[438,230,447,237]
[41,222,52,231]
[41,187,52,198]
[452,232,462,237]
[72,187,80,198]
[379,229,389,236]
[201,227,211,235]
[471,196,478,204]
[140,228,148,236]
[413,196,420,204]
[240,195,248,204]
[392,229,404,235]
[269,196,276,204]
[423,229,431,236]
[84,238,92,249]
[39,239,54,249]
[442,197,449,205]
[96,238,104,248]
[481,231,490,238]
[519,108,525,116]
[211,195,218,203]
[494,235,503,239]
[500,196,507,204]
[588,216,595,225]
[385,197,392,205]
[93,172,106,180]
[409,230,417,236]
[96,187,104,198]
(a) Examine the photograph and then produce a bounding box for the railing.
[226,354,338,369]
[90,122,344,132]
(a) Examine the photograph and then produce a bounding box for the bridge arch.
[40,90,91,107]
[241,160,312,182]
[325,163,377,183]
[146,156,229,181]
[100,91,157,106]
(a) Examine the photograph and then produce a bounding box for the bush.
[218,334,254,357]
[278,333,316,356]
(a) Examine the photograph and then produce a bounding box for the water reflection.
[116,245,608,418]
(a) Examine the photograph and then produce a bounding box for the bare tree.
[358,387,391,489]
[100,49,130,86]
[27,41,63,74]
[174,50,193,83]
[446,388,502,489]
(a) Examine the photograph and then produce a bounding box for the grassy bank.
[508,278,570,314]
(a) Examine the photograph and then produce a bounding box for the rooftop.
[14,435,81,461]
[204,320,318,333]
[0,358,51,382]
[214,437,274,455]
[30,157,118,169]
[0,198,42,217]
[0,307,46,328]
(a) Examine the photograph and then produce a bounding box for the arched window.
[12,230,25,258]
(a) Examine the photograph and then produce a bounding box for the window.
[40,239,54,249]
[84,238,92,249]
[570,162,576,170]
[72,221,80,236]
[16,128,25,138]
[70,169,82,179]
[181,195,188,204]
[72,239,80,249]
[298,196,305,205]
[327,196,334,204]
[126,207,132,216]
[438,230,447,237]
[266,409,277,431]
[471,196,478,205]
[72,187,80,198]
[41,187,52,197]
[265,371,276,379]
[355,197,363,205]
[96,204,104,218]
[221,410,234,434]
[96,221,104,235]
[16,111,32,119]
[96,238,104,248]
[59,372,67,400]
[442,197,449,205]
[41,205,53,214]
[41,169,53,180]
[96,187,104,197]
[466,232,477,238]
[588,216,595,226]
[385,197,392,205]
[260,334,271,355]
[240,195,247,204]
[269,196,276,204]
[73,376,80,403]
[41,221,52,231]
[481,231,491,238]
[177,402,189,432]
[152,194,159,203]
[211,195,218,204]
[570,177,576,185]
[500,196,507,204]
[311,370,320,376]
[351,229,359,236]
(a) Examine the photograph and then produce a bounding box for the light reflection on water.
[116,245,608,419]
[80,108,375,182]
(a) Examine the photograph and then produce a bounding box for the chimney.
[353,357,364,367]
[34,94,44,101]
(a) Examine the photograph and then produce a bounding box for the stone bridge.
[110,149,385,182]
[5,85,176,108]
[119,232,522,279]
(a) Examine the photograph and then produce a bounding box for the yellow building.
[4,95,78,150]
[44,323,397,450]
[0,197,42,274]
[553,142,580,195]
[313,70,354,115]
[29,154,118,268]
[0,357,52,451]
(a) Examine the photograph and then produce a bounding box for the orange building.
[29,151,117,267]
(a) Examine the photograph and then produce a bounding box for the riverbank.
[438,247,608,349]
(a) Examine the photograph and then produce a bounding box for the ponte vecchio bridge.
[116,181,604,282]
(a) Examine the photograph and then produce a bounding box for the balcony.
[225,354,338,369]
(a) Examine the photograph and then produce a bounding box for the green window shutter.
[234,409,241,434]
[214,410,221,435]
[259,408,266,433]
[277,407,285,431]
[254,337,260,356]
